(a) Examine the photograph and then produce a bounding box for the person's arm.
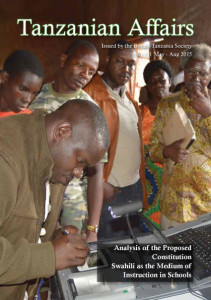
[149,103,190,164]
[199,116,211,154]
[188,86,211,119]
[0,157,89,285]
[148,103,168,164]
[163,139,189,163]
[0,157,55,284]
[86,162,104,242]
[189,86,211,140]
[103,182,121,203]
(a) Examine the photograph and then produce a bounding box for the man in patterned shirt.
[30,40,105,242]
[149,43,211,230]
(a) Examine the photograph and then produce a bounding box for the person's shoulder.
[30,83,51,107]
[86,73,102,88]
[36,82,52,98]
[84,73,106,95]
[38,82,54,97]
[79,90,95,102]
[79,89,92,99]
[41,82,51,92]
[84,74,114,104]
[30,82,62,112]
[159,91,183,108]
[126,90,135,101]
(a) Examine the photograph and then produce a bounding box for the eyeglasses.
[185,68,210,79]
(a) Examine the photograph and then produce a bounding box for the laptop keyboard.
[168,224,211,280]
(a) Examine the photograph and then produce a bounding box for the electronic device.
[55,241,136,300]
[77,250,108,272]
[164,213,211,287]
[138,212,211,284]
[134,213,211,299]
[53,213,211,299]
[108,199,142,219]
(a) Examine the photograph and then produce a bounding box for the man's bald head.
[45,100,109,185]
[50,100,109,150]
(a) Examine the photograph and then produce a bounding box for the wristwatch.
[86,224,99,233]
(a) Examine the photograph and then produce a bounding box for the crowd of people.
[0,40,210,299]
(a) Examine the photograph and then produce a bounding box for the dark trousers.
[98,179,143,240]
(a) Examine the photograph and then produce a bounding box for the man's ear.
[54,121,72,141]
[0,71,9,85]
[60,54,68,68]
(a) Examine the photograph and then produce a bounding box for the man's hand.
[52,234,89,270]
[54,225,79,240]
[103,182,121,203]
[188,86,211,118]
[163,139,189,163]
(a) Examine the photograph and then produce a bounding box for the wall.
[0,0,210,79]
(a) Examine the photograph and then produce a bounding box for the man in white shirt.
[85,40,147,239]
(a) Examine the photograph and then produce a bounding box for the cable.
[126,213,145,267]
[187,280,207,300]
[126,214,139,244]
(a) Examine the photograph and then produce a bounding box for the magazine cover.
[0,0,210,299]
